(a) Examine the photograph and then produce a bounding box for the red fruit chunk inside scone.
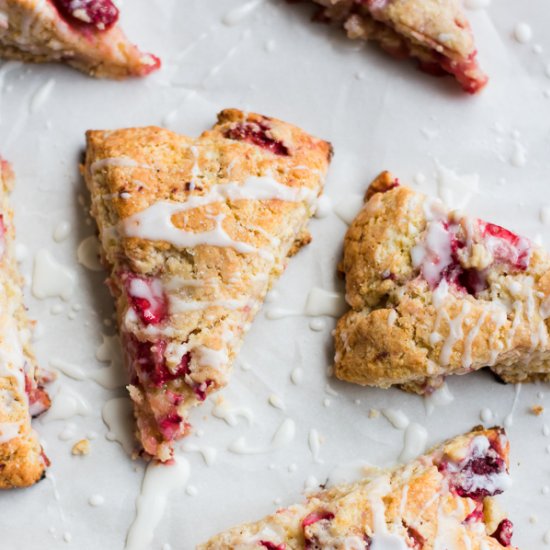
[412,211,531,297]
[124,272,168,325]
[439,434,510,500]
[225,121,290,156]
[52,0,119,30]
[491,519,514,547]
[199,429,516,550]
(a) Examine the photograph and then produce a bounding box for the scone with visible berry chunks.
[335,171,550,394]
[310,0,487,93]
[84,109,332,461]
[200,427,516,549]
[0,0,160,78]
[0,159,51,489]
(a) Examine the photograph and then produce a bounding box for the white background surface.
[1,0,550,548]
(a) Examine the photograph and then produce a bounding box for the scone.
[200,427,516,549]
[335,172,550,394]
[84,109,332,461]
[310,0,487,93]
[0,159,51,489]
[0,0,160,78]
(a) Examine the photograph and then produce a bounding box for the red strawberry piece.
[302,510,335,527]
[491,519,514,547]
[124,273,168,326]
[439,437,508,500]
[479,221,530,270]
[52,0,119,30]
[225,121,289,156]
[158,413,184,441]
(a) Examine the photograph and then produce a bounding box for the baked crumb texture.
[200,427,516,549]
[311,0,487,93]
[0,0,160,78]
[84,109,332,462]
[335,172,550,394]
[0,159,51,489]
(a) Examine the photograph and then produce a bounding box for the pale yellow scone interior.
[0,159,51,489]
[0,0,160,78]
[311,0,487,93]
[200,427,516,549]
[84,109,332,461]
[335,172,550,394]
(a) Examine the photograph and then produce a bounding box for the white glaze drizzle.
[32,249,76,301]
[121,176,316,256]
[398,423,427,463]
[125,457,190,550]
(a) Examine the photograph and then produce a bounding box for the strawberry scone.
[310,0,487,93]
[0,0,160,78]
[200,427,516,549]
[84,109,332,461]
[0,159,51,489]
[335,171,550,394]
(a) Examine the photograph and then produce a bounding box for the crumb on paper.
[368,408,380,419]
[531,405,544,416]
[71,439,90,456]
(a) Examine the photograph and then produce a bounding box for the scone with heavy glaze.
[200,427,516,549]
[309,0,487,93]
[84,109,332,461]
[0,0,160,78]
[335,172,550,394]
[0,159,51,489]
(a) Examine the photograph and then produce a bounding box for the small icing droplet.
[290,367,303,385]
[53,221,71,243]
[480,407,493,423]
[268,394,285,410]
[514,22,533,44]
[309,318,326,331]
[89,494,105,507]
[382,409,410,430]
[77,236,103,271]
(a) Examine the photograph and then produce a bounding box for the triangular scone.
[84,109,332,461]
[311,0,487,93]
[0,0,160,78]
[200,427,516,549]
[335,172,550,394]
[0,159,51,489]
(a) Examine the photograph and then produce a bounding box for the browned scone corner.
[83,109,332,462]
[199,427,516,549]
[310,0,488,93]
[0,159,51,490]
[335,171,550,394]
[0,0,160,78]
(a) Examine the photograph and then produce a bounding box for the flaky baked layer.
[84,109,332,461]
[335,172,550,393]
[0,159,51,489]
[0,0,160,78]
[311,0,487,93]
[200,427,516,549]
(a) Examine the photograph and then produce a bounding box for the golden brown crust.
[200,428,515,549]
[335,174,550,393]
[0,159,50,489]
[0,0,159,78]
[84,110,331,461]
[312,0,487,93]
